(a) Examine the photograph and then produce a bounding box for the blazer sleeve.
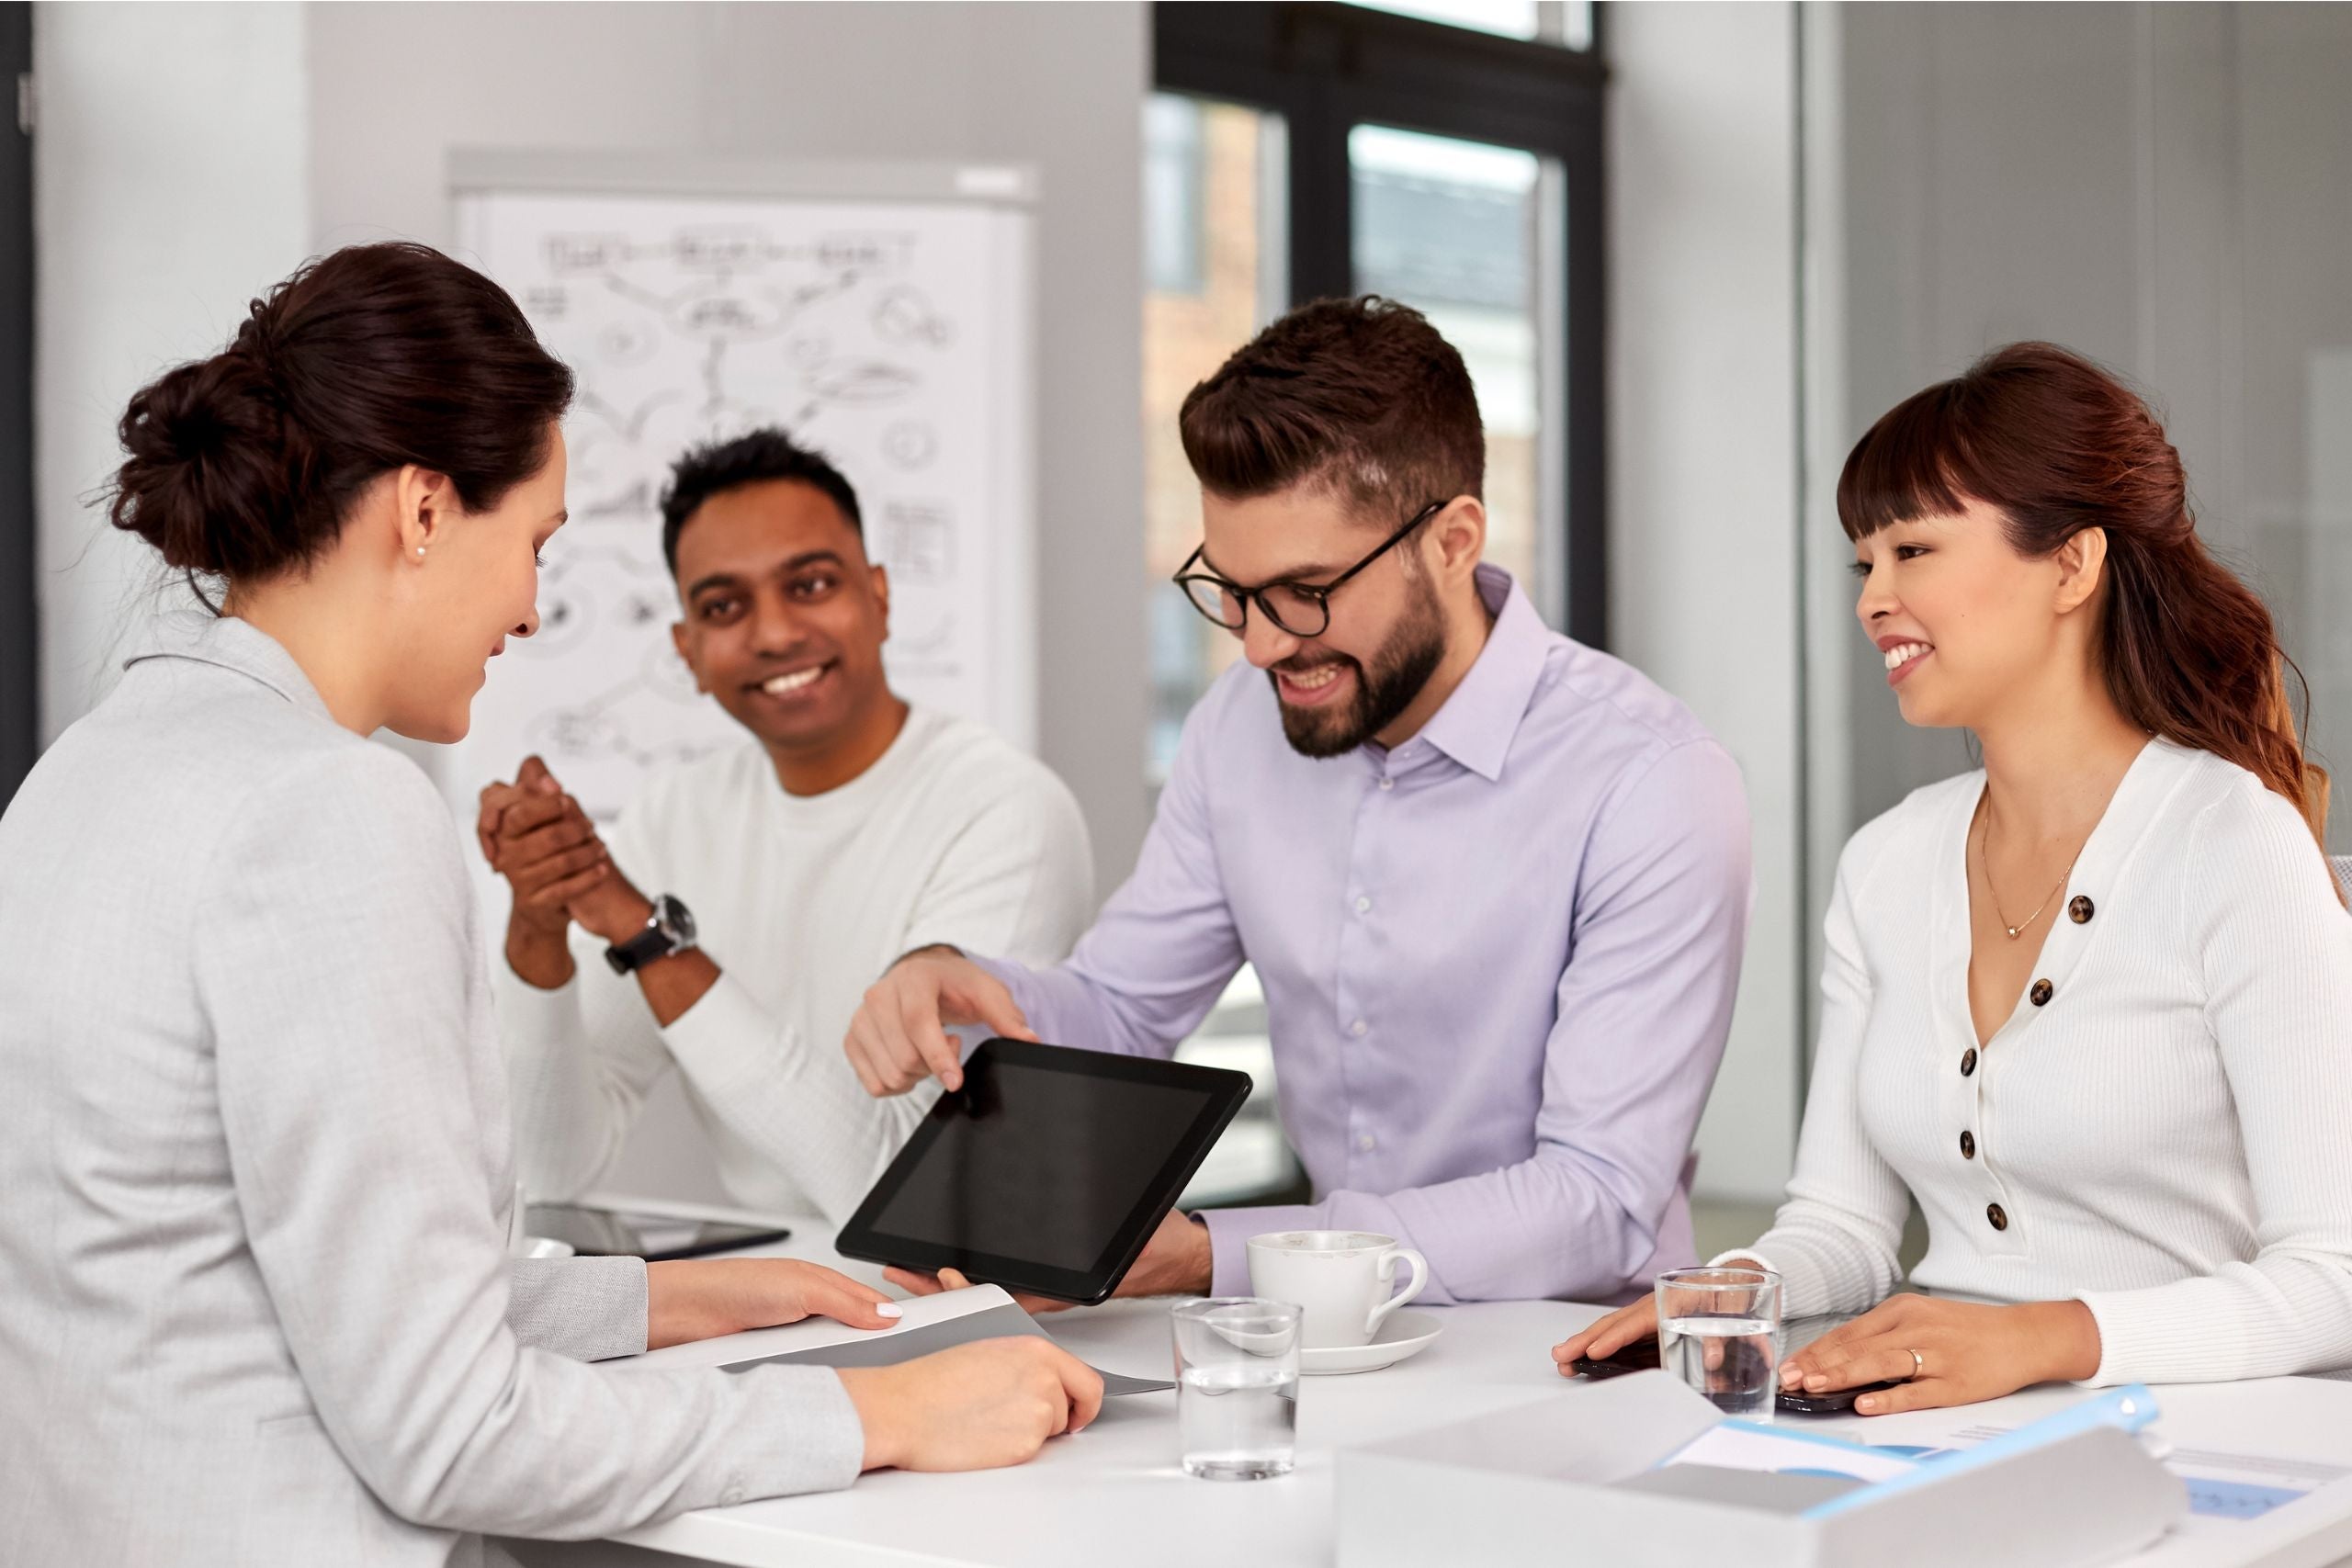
[196,746,866,1537]
[505,1257,650,1362]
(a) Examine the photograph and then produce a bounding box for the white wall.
[1829,3,2352,849]
[32,3,311,740]
[1607,1,1804,1203]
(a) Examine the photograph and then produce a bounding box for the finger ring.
[1904,1348,1924,1382]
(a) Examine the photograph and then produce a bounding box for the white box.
[1335,1371,2187,1568]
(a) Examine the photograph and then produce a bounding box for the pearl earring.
[415,547,426,558]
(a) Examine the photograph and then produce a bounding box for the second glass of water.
[1170,1297,1300,1481]
[1655,1266,1783,1420]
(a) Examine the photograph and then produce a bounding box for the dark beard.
[1272,576,1448,759]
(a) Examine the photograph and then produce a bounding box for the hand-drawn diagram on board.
[447,172,1034,823]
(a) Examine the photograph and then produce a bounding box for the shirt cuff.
[1199,1204,1323,1298]
[2071,1286,2207,1388]
[492,959,585,1042]
[965,953,1037,1021]
[1708,1247,1781,1275]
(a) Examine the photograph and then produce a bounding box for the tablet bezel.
[834,1038,1254,1304]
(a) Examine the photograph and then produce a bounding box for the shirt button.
[1378,775,1395,791]
[2030,979,2054,1007]
[2068,896,2095,924]
[1986,1202,2008,1232]
[1350,1019,1368,1037]
[1357,1133,1376,1153]
[1961,1048,1977,1077]
[1960,1130,1976,1159]
[1354,896,1373,915]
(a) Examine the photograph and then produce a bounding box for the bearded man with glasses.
[845,296,1753,1312]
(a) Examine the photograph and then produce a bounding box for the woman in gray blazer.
[0,243,1101,1568]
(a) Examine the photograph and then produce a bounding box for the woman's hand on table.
[644,1258,902,1350]
[1552,1255,1771,1376]
[840,1338,1104,1472]
[1551,1297,1661,1374]
[1776,1293,2101,1415]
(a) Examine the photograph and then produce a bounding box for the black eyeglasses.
[1172,499,1447,639]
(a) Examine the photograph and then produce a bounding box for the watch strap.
[604,921,674,976]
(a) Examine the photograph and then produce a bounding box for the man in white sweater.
[481,430,1094,1224]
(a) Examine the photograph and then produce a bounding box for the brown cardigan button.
[2030,978,2054,1007]
[1961,1048,1978,1077]
[1960,1130,1976,1159]
[2068,896,2094,924]
[1987,1202,2009,1232]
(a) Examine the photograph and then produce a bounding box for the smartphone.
[1569,1338,1898,1415]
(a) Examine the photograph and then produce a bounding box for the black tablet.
[835,1038,1253,1304]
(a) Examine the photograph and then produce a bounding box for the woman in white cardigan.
[1556,342,2352,1415]
[0,243,1099,1567]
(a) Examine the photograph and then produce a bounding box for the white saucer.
[1297,1312,1442,1376]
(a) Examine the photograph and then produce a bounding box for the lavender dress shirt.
[980,566,1752,1303]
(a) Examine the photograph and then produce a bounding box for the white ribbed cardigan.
[1741,738,2352,1386]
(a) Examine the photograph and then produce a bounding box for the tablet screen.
[867,1060,1215,1270]
[836,1039,1253,1303]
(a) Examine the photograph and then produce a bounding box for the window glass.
[1351,123,1556,613]
[1346,0,1592,50]
[1142,94,1287,784]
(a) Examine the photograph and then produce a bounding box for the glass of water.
[1170,1297,1301,1481]
[1655,1266,1783,1420]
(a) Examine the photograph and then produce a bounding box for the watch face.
[658,894,696,947]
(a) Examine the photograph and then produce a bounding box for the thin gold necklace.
[1974,800,2086,941]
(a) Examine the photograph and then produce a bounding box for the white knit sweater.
[494,708,1093,1225]
[1740,738,2352,1386]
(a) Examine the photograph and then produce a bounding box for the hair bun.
[107,242,574,586]
[108,331,305,579]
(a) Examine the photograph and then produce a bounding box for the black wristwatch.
[605,893,698,975]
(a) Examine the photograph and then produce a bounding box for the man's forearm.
[634,947,722,1029]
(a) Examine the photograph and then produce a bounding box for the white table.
[503,1208,2352,1568]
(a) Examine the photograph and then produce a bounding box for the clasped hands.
[1553,1289,2104,1416]
[478,755,654,963]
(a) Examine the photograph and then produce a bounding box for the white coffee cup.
[1245,1230,1428,1349]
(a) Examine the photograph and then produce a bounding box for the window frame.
[1153,0,1610,647]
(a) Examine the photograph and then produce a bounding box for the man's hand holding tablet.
[883,1210,1216,1314]
[835,1035,1250,1307]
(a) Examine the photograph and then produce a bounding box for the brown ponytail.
[1838,342,2330,844]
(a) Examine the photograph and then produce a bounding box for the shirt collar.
[1402,564,1552,784]
[123,611,337,723]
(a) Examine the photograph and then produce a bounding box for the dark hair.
[108,242,573,586]
[1178,296,1483,522]
[1839,341,2330,842]
[659,427,863,575]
